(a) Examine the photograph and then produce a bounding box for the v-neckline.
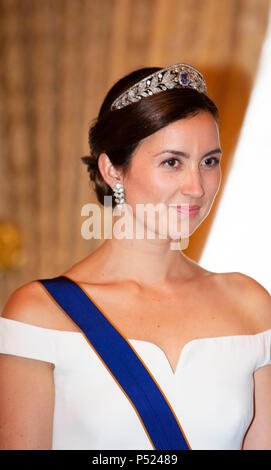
[128,337,194,376]
[130,327,271,375]
[61,275,271,377]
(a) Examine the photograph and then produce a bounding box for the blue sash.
[38,275,191,450]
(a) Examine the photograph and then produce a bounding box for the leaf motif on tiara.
[137,80,147,94]
[190,75,199,89]
[149,75,161,93]
[128,89,138,103]
[121,95,129,107]
[162,70,175,89]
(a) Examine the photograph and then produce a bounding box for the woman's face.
[122,110,222,239]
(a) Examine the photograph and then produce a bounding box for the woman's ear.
[97,153,123,190]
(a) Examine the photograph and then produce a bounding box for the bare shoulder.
[214,271,271,332]
[0,281,56,449]
[1,280,76,332]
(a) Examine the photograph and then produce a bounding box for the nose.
[180,166,205,198]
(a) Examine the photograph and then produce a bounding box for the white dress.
[0,316,271,450]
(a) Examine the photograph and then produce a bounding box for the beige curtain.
[0,0,270,309]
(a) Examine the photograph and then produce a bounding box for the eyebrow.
[155,148,223,159]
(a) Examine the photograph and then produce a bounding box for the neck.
[86,235,197,287]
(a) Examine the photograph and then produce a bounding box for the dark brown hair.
[81,67,219,207]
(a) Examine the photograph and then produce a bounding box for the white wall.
[200,11,271,293]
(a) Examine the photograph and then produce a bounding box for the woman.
[0,63,271,450]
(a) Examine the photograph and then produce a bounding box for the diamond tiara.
[111,63,207,111]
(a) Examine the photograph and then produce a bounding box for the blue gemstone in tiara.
[179,71,190,86]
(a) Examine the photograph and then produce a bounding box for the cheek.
[124,166,168,205]
[206,168,221,198]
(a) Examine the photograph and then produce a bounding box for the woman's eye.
[202,157,220,167]
[162,158,180,168]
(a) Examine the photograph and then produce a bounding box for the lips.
[169,204,200,216]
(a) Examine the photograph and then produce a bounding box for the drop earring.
[113,182,125,209]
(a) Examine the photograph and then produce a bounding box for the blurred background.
[0,0,270,309]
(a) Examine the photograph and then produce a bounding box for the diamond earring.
[113,182,125,208]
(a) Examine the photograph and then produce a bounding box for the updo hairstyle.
[81,67,219,207]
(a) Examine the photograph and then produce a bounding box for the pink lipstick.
[169,204,200,217]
